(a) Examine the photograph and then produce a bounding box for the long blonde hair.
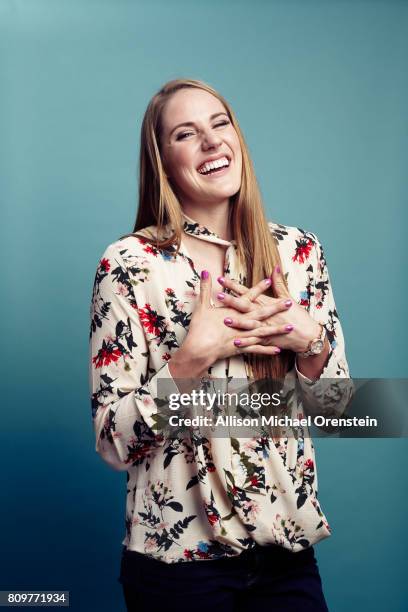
[130,79,294,437]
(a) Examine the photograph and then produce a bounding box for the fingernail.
[274,347,281,354]
[201,270,209,280]
[224,317,233,325]
[264,278,272,286]
[285,324,294,331]
[234,339,242,347]
[275,265,281,274]
[285,299,292,307]
[217,292,225,300]
[217,276,225,285]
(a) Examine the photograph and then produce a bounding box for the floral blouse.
[89,212,352,564]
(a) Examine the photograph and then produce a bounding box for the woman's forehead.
[161,88,227,130]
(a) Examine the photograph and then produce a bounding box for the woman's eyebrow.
[169,112,229,137]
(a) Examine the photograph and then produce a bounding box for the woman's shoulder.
[267,220,322,266]
[267,219,319,244]
[98,224,168,264]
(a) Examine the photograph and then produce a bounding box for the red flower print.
[92,345,122,368]
[196,550,210,559]
[207,465,216,472]
[305,459,314,469]
[138,304,161,336]
[165,288,175,296]
[250,476,258,486]
[143,245,158,256]
[162,353,171,361]
[183,549,193,560]
[125,443,152,464]
[100,258,110,272]
[292,239,314,264]
[207,513,219,526]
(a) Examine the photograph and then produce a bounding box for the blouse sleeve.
[294,233,354,419]
[89,243,180,472]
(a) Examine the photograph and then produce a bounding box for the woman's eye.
[176,121,229,141]
[176,131,194,141]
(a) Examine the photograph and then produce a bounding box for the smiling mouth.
[197,156,231,176]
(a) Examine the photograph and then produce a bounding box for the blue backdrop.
[1,1,407,610]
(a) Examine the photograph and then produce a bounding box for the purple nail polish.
[224,317,233,325]
[264,278,272,286]
[217,292,225,300]
[201,270,209,280]
[217,276,225,285]
[234,339,242,347]
[285,324,294,331]
[274,347,281,354]
[275,265,281,274]
[284,299,292,307]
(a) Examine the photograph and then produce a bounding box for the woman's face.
[160,88,243,208]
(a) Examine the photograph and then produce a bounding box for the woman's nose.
[201,130,222,149]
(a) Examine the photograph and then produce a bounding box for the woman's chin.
[198,181,241,201]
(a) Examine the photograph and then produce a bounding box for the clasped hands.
[170,265,327,382]
[202,265,322,358]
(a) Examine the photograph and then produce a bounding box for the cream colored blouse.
[89,212,352,563]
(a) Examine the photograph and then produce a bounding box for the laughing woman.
[89,79,352,611]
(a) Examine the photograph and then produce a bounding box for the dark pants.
[119,543,330,612]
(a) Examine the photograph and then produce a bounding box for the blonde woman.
[89,79,351,611]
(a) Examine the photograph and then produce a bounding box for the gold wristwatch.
[297,324,326,359]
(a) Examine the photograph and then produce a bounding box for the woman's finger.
[251,299,293,321]
[217,276,247,296]
[237,343,282,356]
[224,308,293,335]
[244,278,273,302]
[224,301,293,329]
[232,326,292,350]
[244,324,294,338]
[216,291,252,313]
[218,275,293,310]
[232,336,268,350]
[218,275,276,302]
[199,270,212,307]
[223,316,262,331]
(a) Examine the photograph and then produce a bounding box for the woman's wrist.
[296,320,323,354]
[295,335,331,381]
[168,342,215,381]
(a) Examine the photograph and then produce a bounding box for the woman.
[89,79,352,611]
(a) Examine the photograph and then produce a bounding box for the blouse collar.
[135,211,237,250]
[181,211,236,248]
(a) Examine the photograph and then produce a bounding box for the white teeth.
[198,156,230,174]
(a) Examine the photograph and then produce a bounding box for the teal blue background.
[1,1,407,610]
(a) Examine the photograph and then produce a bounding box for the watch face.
[311,340,324,354]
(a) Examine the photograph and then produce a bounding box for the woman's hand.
[168,270,294,380]
[216,265,322,354]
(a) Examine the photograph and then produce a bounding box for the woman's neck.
[181,201,232,241]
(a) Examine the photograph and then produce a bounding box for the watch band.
[296,324,326,359]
